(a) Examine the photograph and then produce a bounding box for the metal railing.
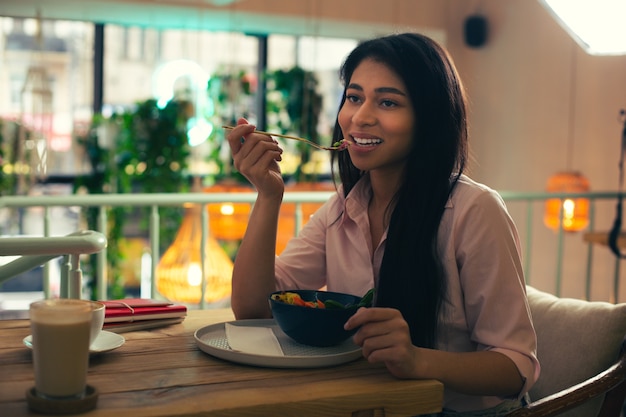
[0,230,107,298]
[0,190,624,305]
[499,190,623,303]
[0,191,333,307]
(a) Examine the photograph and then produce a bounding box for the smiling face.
[338,58,415,178]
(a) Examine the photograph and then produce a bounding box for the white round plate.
[194,319,362,368]
[23,330,125,355]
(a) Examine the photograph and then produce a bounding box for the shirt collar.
[340,174,372,225]
[340,174,457,220]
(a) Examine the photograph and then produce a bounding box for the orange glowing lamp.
[544,171,590,232]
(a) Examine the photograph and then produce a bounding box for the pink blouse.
[275,174,540,412]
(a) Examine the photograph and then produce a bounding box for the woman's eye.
[380,99,397,108]
[346,94,361,103]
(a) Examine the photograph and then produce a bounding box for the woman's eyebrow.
[346,83,406,96]
[375,86,406,96]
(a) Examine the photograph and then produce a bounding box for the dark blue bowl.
[269,290,362,347]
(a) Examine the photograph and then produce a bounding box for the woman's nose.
[351,103,376,126]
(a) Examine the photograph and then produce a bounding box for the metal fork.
[222,125,348,151]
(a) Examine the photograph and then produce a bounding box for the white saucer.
[23,331,125,355]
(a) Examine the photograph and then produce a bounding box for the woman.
[225,32,539,416]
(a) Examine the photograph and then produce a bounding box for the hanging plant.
[119,99,191,251]
[74,114,127,299]
[74,98,192,298]
[205,68,257,184]
[265,66,323,182]
[116,99,191,193]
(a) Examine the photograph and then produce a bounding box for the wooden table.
[0,309,443,417]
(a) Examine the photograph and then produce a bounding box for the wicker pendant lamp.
[544,45,590,232]
[204,181,252,242]
[156,204,233,304]
[544,171,590,232]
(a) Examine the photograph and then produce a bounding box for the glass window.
[0,17,94,180]
[102,26,262,178]
[266,34,356,179]
[103,27,260,113]
[1,18,358,182]
[268,34,357,134]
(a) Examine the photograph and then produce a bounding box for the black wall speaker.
[464,15,488,48]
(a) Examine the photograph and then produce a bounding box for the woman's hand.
[225,118,284,198]
[227,118,285,320]
[346,307,526,397]
[345,307,424,379]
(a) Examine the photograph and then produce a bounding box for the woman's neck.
[368,169,402,209]
[367,170,402,252]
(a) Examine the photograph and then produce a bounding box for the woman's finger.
[226,121,256,155]
[235,140,283,173]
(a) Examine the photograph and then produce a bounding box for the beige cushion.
[526,286,626,417]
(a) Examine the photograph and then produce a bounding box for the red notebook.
[103,317,185,333]
[101,299,187,324]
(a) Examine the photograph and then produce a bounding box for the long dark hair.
[330,33,468,348]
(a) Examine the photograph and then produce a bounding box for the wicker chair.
[507,286,626,417]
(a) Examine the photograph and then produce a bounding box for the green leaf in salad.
[323,288,375,310]
[356,288,375,308]
[323,299,347,309]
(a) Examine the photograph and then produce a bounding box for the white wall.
[440,1,626,301]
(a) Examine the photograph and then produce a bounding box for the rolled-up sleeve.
[438,181,540,408]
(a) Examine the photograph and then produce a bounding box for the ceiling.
[0,0,445,40]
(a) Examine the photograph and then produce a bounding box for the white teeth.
[353,137,382,145]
